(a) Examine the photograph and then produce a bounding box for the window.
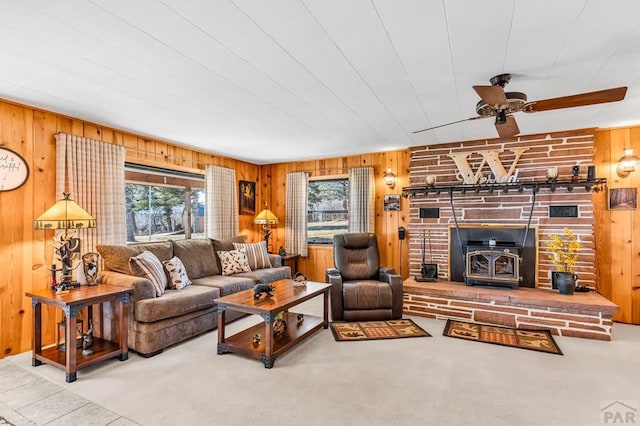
[125,164,205,243]
[307,178,349,244]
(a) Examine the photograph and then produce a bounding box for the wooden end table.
[25,284,131,382]
[280,254,300,274]
[215,280,330,368]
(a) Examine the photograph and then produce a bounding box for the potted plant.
[546,227,581,294]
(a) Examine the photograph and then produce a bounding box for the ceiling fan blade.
[525,87,627,113]
[412,115,486,134]
[495,115,519,138]
[473,85,507,105]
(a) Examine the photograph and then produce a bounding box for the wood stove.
[464,240,521,289]
[449,226,537,288]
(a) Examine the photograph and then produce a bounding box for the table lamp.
[34,193,96,290]
[254,206,279,249]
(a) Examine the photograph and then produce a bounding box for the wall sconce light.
[383,168,396,189]
[616,148,640,178]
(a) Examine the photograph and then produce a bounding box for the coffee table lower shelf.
[218,312,324,368]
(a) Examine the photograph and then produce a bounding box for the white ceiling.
[1,0,640,165]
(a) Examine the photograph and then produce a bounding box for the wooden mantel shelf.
[401,178,607,198]
[403,279,619,340]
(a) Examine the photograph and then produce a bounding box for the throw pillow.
[162,256,192,290]
[217,248,251,276]
[130,251,168,296]
[212,235,248,272]
[232,241,272,270]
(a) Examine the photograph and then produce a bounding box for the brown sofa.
[96,238,291,357]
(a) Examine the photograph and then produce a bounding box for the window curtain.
[348,166,375,233]
[204,165,239,239]
[285,172,309,257]
[55,133,126,251]
[55,133,125,342]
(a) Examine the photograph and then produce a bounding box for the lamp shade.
[383,168,396,189]
[34,193,96,230]
[618,148,640,168]
[617,148,640,178]
[253,208,279,225]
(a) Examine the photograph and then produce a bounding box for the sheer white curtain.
[205,165,238,239]
[55,133,126,251]
[348,166,375,233]
[285,172,309,257]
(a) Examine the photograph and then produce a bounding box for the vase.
[553,271,577,295]
[551,271,560,289]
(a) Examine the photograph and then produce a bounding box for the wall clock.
[0,147,30,191]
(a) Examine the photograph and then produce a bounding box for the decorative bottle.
[50,265,57,291]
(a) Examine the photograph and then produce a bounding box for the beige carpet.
[2,296,639,426]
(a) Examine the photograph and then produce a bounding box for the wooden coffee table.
[215,280,330,368]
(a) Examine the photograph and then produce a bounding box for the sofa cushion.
[172,239,219,278]
[97,241,173,274]
[232,241,271,270]
[130,251,168,296]
[163,256,192,290]
[218,249,251,275]
[234,266,292,284]
[135,285,220,323]
[211,235,247,272]
[191,275,256,296]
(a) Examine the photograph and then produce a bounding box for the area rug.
[443,319,563,355]
[330,319,431,341]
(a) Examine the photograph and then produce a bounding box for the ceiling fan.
[413,73,627,139]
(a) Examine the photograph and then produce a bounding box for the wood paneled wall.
[0,99,261,358]
[262,150,411,283]
[594,127,640,324]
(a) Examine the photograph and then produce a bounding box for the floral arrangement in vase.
[546,227,581,273]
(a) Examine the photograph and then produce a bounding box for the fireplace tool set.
[415,229,438,282]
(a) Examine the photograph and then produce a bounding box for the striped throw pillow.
[233,241,272,270]
[129,251,168,296]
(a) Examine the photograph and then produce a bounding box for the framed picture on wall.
[239,180,256,215]
[384,194,400,211]
[609,187,637,210]
[0,147,30,191]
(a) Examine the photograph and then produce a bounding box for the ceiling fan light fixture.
[495,110,507,125]
[475,92,527,116]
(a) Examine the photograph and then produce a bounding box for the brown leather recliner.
[326,233,403,321]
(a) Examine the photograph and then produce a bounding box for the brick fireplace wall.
[408,129,601,289]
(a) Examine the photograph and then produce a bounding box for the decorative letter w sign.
[448,148,530,185]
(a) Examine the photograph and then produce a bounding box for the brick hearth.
[403,279,619,340]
